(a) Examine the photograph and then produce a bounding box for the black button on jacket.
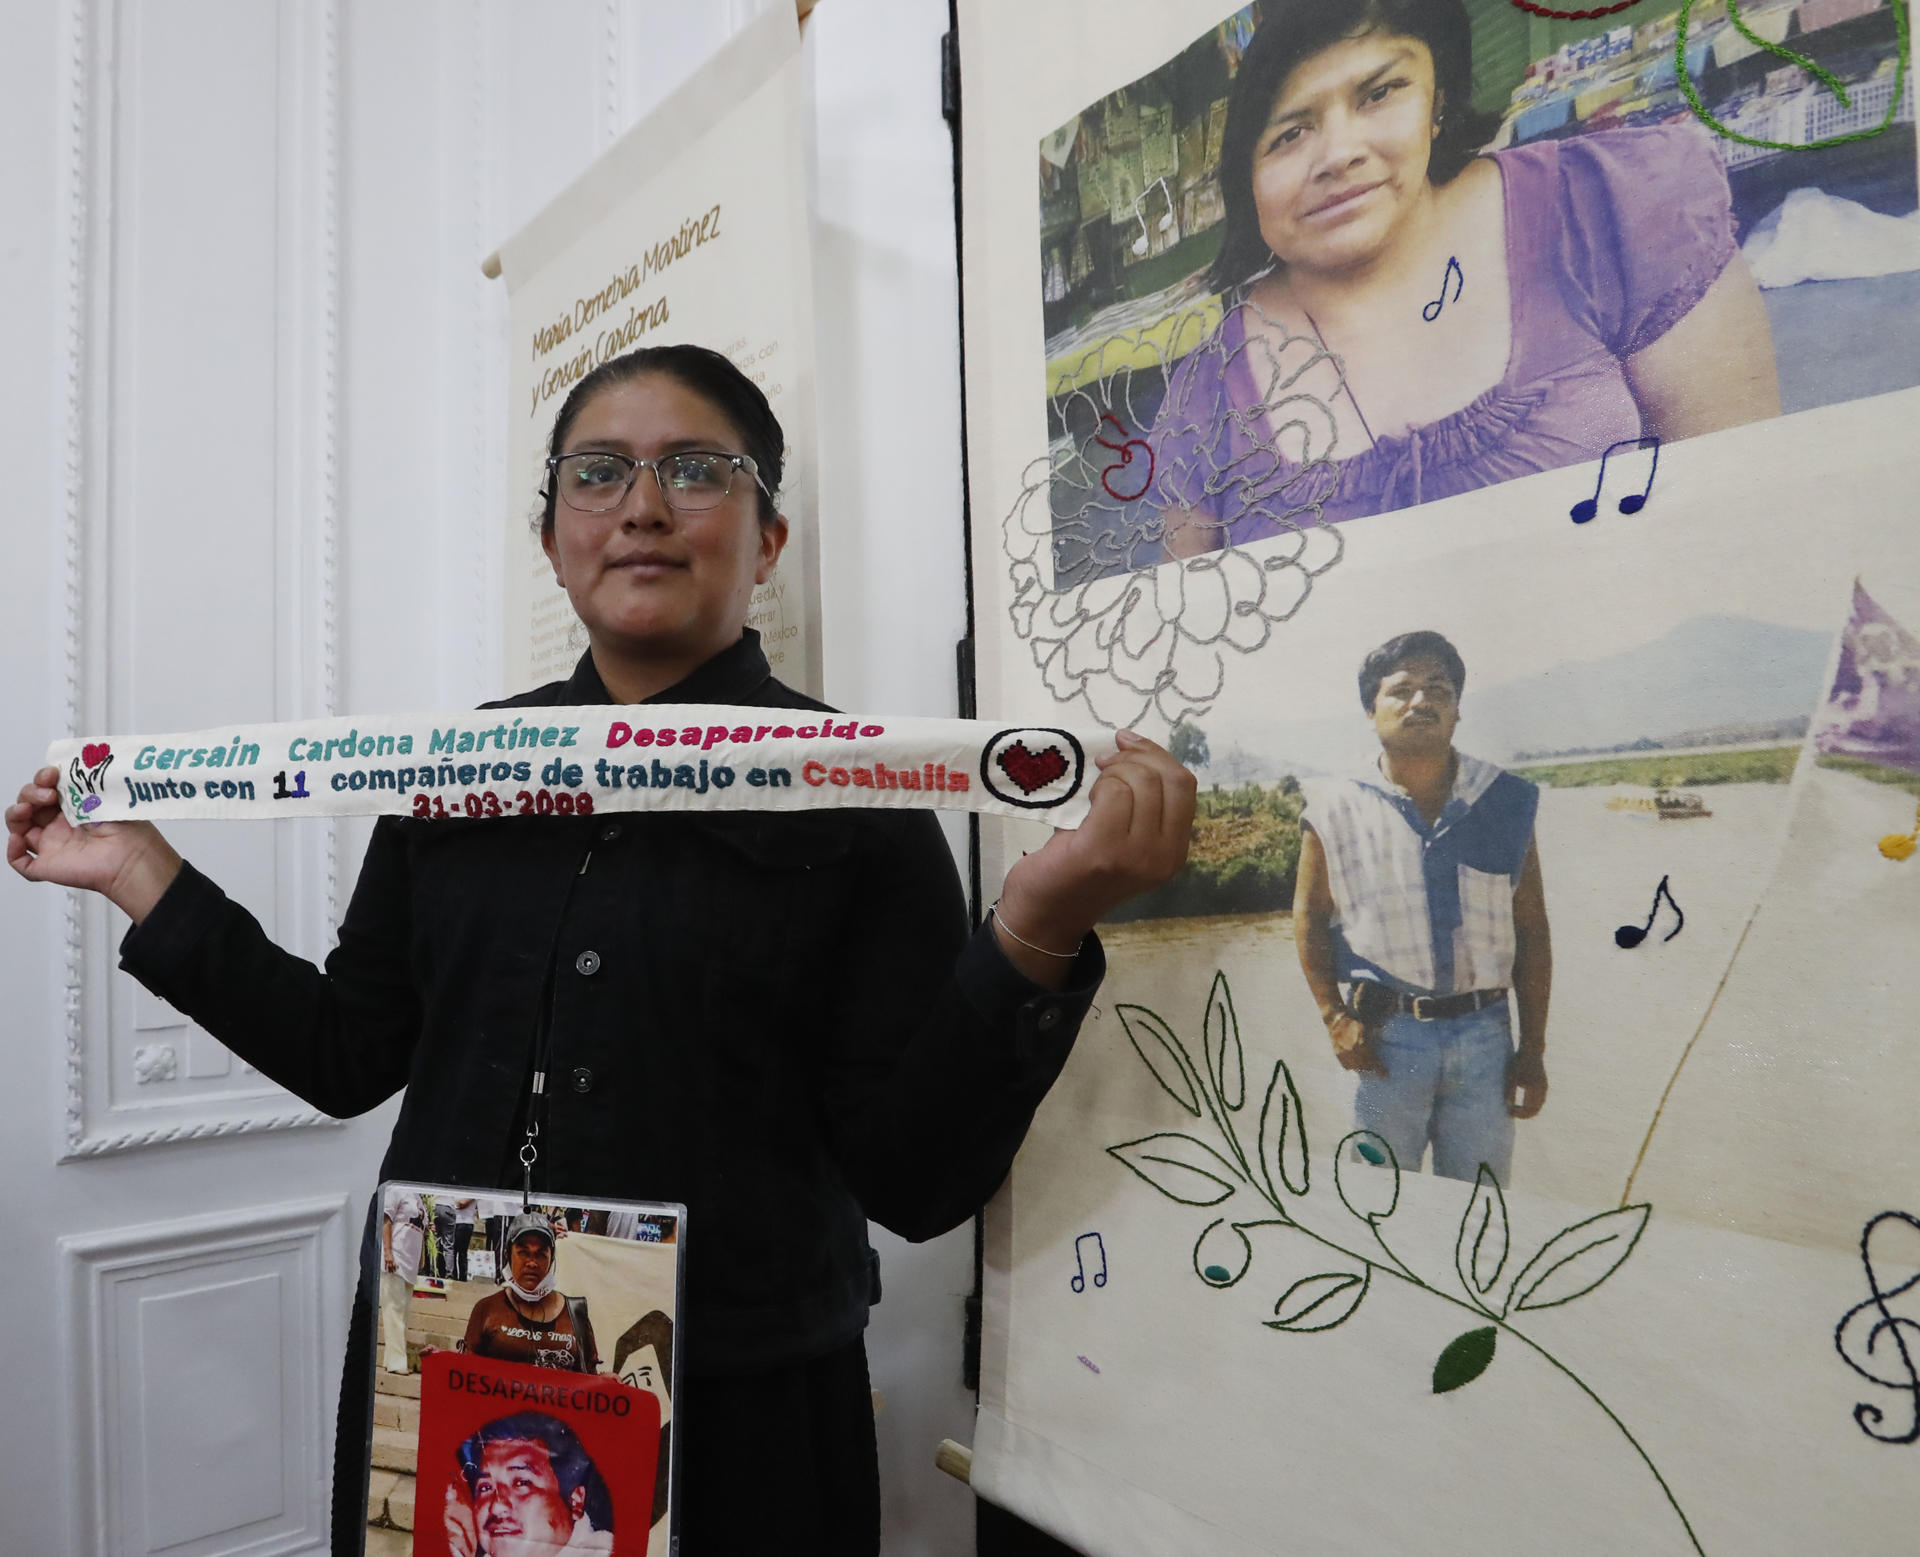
[119,632,1102,1377]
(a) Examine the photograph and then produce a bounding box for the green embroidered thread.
[1433,1326,1499,1393]
[1677,0,1910,152]
[1105,969,1703,1554]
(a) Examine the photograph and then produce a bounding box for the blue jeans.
[1354,1001,1515,1183]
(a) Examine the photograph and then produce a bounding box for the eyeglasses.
[544,450,769,515]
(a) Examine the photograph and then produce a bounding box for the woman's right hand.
[6,765,182,922]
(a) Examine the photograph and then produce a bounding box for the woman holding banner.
[8,343,1194,1553]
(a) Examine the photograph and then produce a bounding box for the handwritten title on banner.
[47,708,1110,829]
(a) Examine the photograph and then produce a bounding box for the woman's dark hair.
[1358,629,1466,712]
[1207,0,1502,293]
[538,343,784,535]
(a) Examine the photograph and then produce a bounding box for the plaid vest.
[1306,752,1538,996]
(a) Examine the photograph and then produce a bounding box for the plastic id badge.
[363,1182,686,1557]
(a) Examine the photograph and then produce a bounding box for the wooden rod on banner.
[934,1439,973,1485]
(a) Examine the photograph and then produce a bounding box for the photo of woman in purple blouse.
[1036,0,1919,579]
[1157,0,1779,550]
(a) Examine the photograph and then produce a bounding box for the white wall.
[0,1,973,1553]
[808,3,980,1551]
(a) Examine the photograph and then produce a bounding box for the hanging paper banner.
[494,3,823,696]
[45,708,1109,828]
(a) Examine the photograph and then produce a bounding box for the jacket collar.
[561,628,773,708]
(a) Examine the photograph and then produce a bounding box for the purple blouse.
[1149,123,1738,535]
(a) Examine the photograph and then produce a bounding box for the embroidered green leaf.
[1203,971,1245,1111]
[1106,1132,1244,1206]
[1256,1058,1310,1199]
[1509,1204,1651,1313]
[1116,1003,1202,1117]
[1455,1165,1510,1303]
[1335,1131,1400,1221]
[1432,1326,1498,1393]
[1265,1268,1369,1332]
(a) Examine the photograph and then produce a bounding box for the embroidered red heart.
[82,743,111,768]
[996,742,1069,795]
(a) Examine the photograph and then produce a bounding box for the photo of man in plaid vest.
[1293,631,1552,1184]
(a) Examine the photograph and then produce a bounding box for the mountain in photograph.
[1465,616,1833,763]
[1512,714,1810,763]
[1193,616,1835,783]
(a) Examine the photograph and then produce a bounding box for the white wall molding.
[60,1195,351,1557]
[274,0,343,955]
[54,0,106,1167]
[56,0,344,1159]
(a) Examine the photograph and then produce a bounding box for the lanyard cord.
[516,834,597,1210]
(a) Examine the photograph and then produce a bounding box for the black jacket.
[119,631,1101,1375]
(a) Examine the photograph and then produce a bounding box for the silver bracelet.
[990,902,1083,960]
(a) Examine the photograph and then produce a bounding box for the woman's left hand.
[992,730,1195,984]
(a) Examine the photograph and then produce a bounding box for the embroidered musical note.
[1070,1231,1108,1292]
[1879,798,1920,860]
[1092,413,1155,503]
[1422,255,1464,322]
[1615,875,1683,948]
[1834,1211,1920,1444]
[1571,436,1661,523]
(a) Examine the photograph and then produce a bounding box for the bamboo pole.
[933,1439,973,1485]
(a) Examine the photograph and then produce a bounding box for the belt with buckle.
[1352,983,1507,1023]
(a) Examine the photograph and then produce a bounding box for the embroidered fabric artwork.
[1516,0,1912,156]
[1002,294,1346,730]
[46,709,1109,828]
[1104,972,1696,1548]
[494,5,824,697]
[960,1,1920,1552]
[1835,1210,1920,1445]
[1623,578,1920,1219]
[1675,0,1912,153]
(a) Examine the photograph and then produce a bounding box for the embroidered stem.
[1172,982,1704,1555]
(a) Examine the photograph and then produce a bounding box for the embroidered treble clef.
[1835,1210,1920,1444]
